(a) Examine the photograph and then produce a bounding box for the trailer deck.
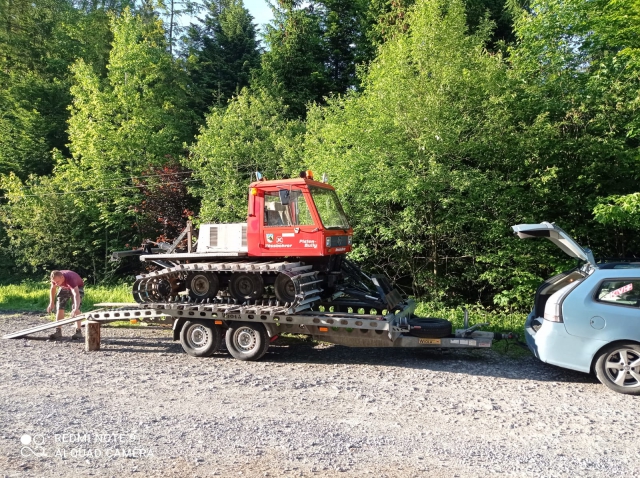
[3,299,505,356]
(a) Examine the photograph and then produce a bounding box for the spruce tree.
[185,0,261,117]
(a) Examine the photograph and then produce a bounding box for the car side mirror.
[279,189,290,206]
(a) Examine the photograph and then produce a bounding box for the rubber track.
[132,260,323,313]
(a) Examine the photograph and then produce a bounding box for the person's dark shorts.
[56,287,84,312]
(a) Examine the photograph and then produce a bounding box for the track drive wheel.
[229,273,264,302]
[180,320,222,357]
[132,279,146,303]
[225,322,270,361]
[187,272,219,300]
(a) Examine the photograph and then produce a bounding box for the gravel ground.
[0,312,638,478]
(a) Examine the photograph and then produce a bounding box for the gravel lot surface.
[0,312,638,478]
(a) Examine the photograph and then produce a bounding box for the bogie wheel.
[225,322,270,361]
[229,273,264,302]
[187,273,219,300]
[180,320,222,357]
[274,273,296,303]
[594,342,640,395]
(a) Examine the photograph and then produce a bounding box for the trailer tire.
[408,318,452,338]
[225,322,269,361]
[180,320,222,357]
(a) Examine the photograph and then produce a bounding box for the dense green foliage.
[1,0,639,313]
[184,0,261,117]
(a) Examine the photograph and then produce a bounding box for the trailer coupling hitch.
[461,322,490,337]
[493,331,518,341]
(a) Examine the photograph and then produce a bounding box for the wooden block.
[85,320,101,352]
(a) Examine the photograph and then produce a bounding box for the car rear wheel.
[594,342,640,395]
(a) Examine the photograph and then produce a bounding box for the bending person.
[47,270,85,340]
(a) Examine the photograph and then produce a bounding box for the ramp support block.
[85,320,101,352]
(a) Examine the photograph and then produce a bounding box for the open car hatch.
[511,222,596,266]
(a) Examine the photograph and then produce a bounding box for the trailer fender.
[173,318,186,341]
[263,323,279,338]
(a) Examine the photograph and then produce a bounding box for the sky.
[244,0,274,30]
[179,1,274,39]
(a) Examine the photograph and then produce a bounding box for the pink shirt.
[59,270,84,290]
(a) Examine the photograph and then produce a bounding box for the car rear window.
[596,280,640,307]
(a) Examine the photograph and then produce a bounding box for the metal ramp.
[1,307,153,340]
[3,315,89,339]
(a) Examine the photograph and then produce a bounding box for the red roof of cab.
[248,177,335,190]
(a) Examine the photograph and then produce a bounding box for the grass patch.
[414,301,527,335]
[414,302,530,357]
[0,281,134,312]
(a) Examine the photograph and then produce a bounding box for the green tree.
[0,164,105,278]
[507,0,640,242]
[366,0,516,50]
[1,8,197,279]
[305,0,511,301]
[186,88,304,222]
[319,0,374,93]
[482,0,640,306]
[0,0,113,178]
[256,2,328,118]
[184,0,261,116]
[66,8,195,232]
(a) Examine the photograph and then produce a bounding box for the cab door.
[260,188,321,256]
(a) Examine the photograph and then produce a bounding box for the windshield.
[309,186,350,230]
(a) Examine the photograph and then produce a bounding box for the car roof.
[596,262,640,270]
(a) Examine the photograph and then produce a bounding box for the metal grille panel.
[209,226,218,247]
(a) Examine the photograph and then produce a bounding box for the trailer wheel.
[274,273,296,303]
[225,322,269,361]
[187,273,219,300]
[180,320,222,357]
[229,273,264,301]
[408,318,452,338]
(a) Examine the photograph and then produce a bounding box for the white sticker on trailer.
[451,339,476,346]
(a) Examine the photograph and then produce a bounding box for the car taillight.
[543,302,563,322]
[347,235,352,245]
[542,280,582,323]
[326,237,331,247]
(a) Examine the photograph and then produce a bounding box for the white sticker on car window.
[602,283,633,300]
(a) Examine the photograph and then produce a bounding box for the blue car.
[512,222,640,395]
